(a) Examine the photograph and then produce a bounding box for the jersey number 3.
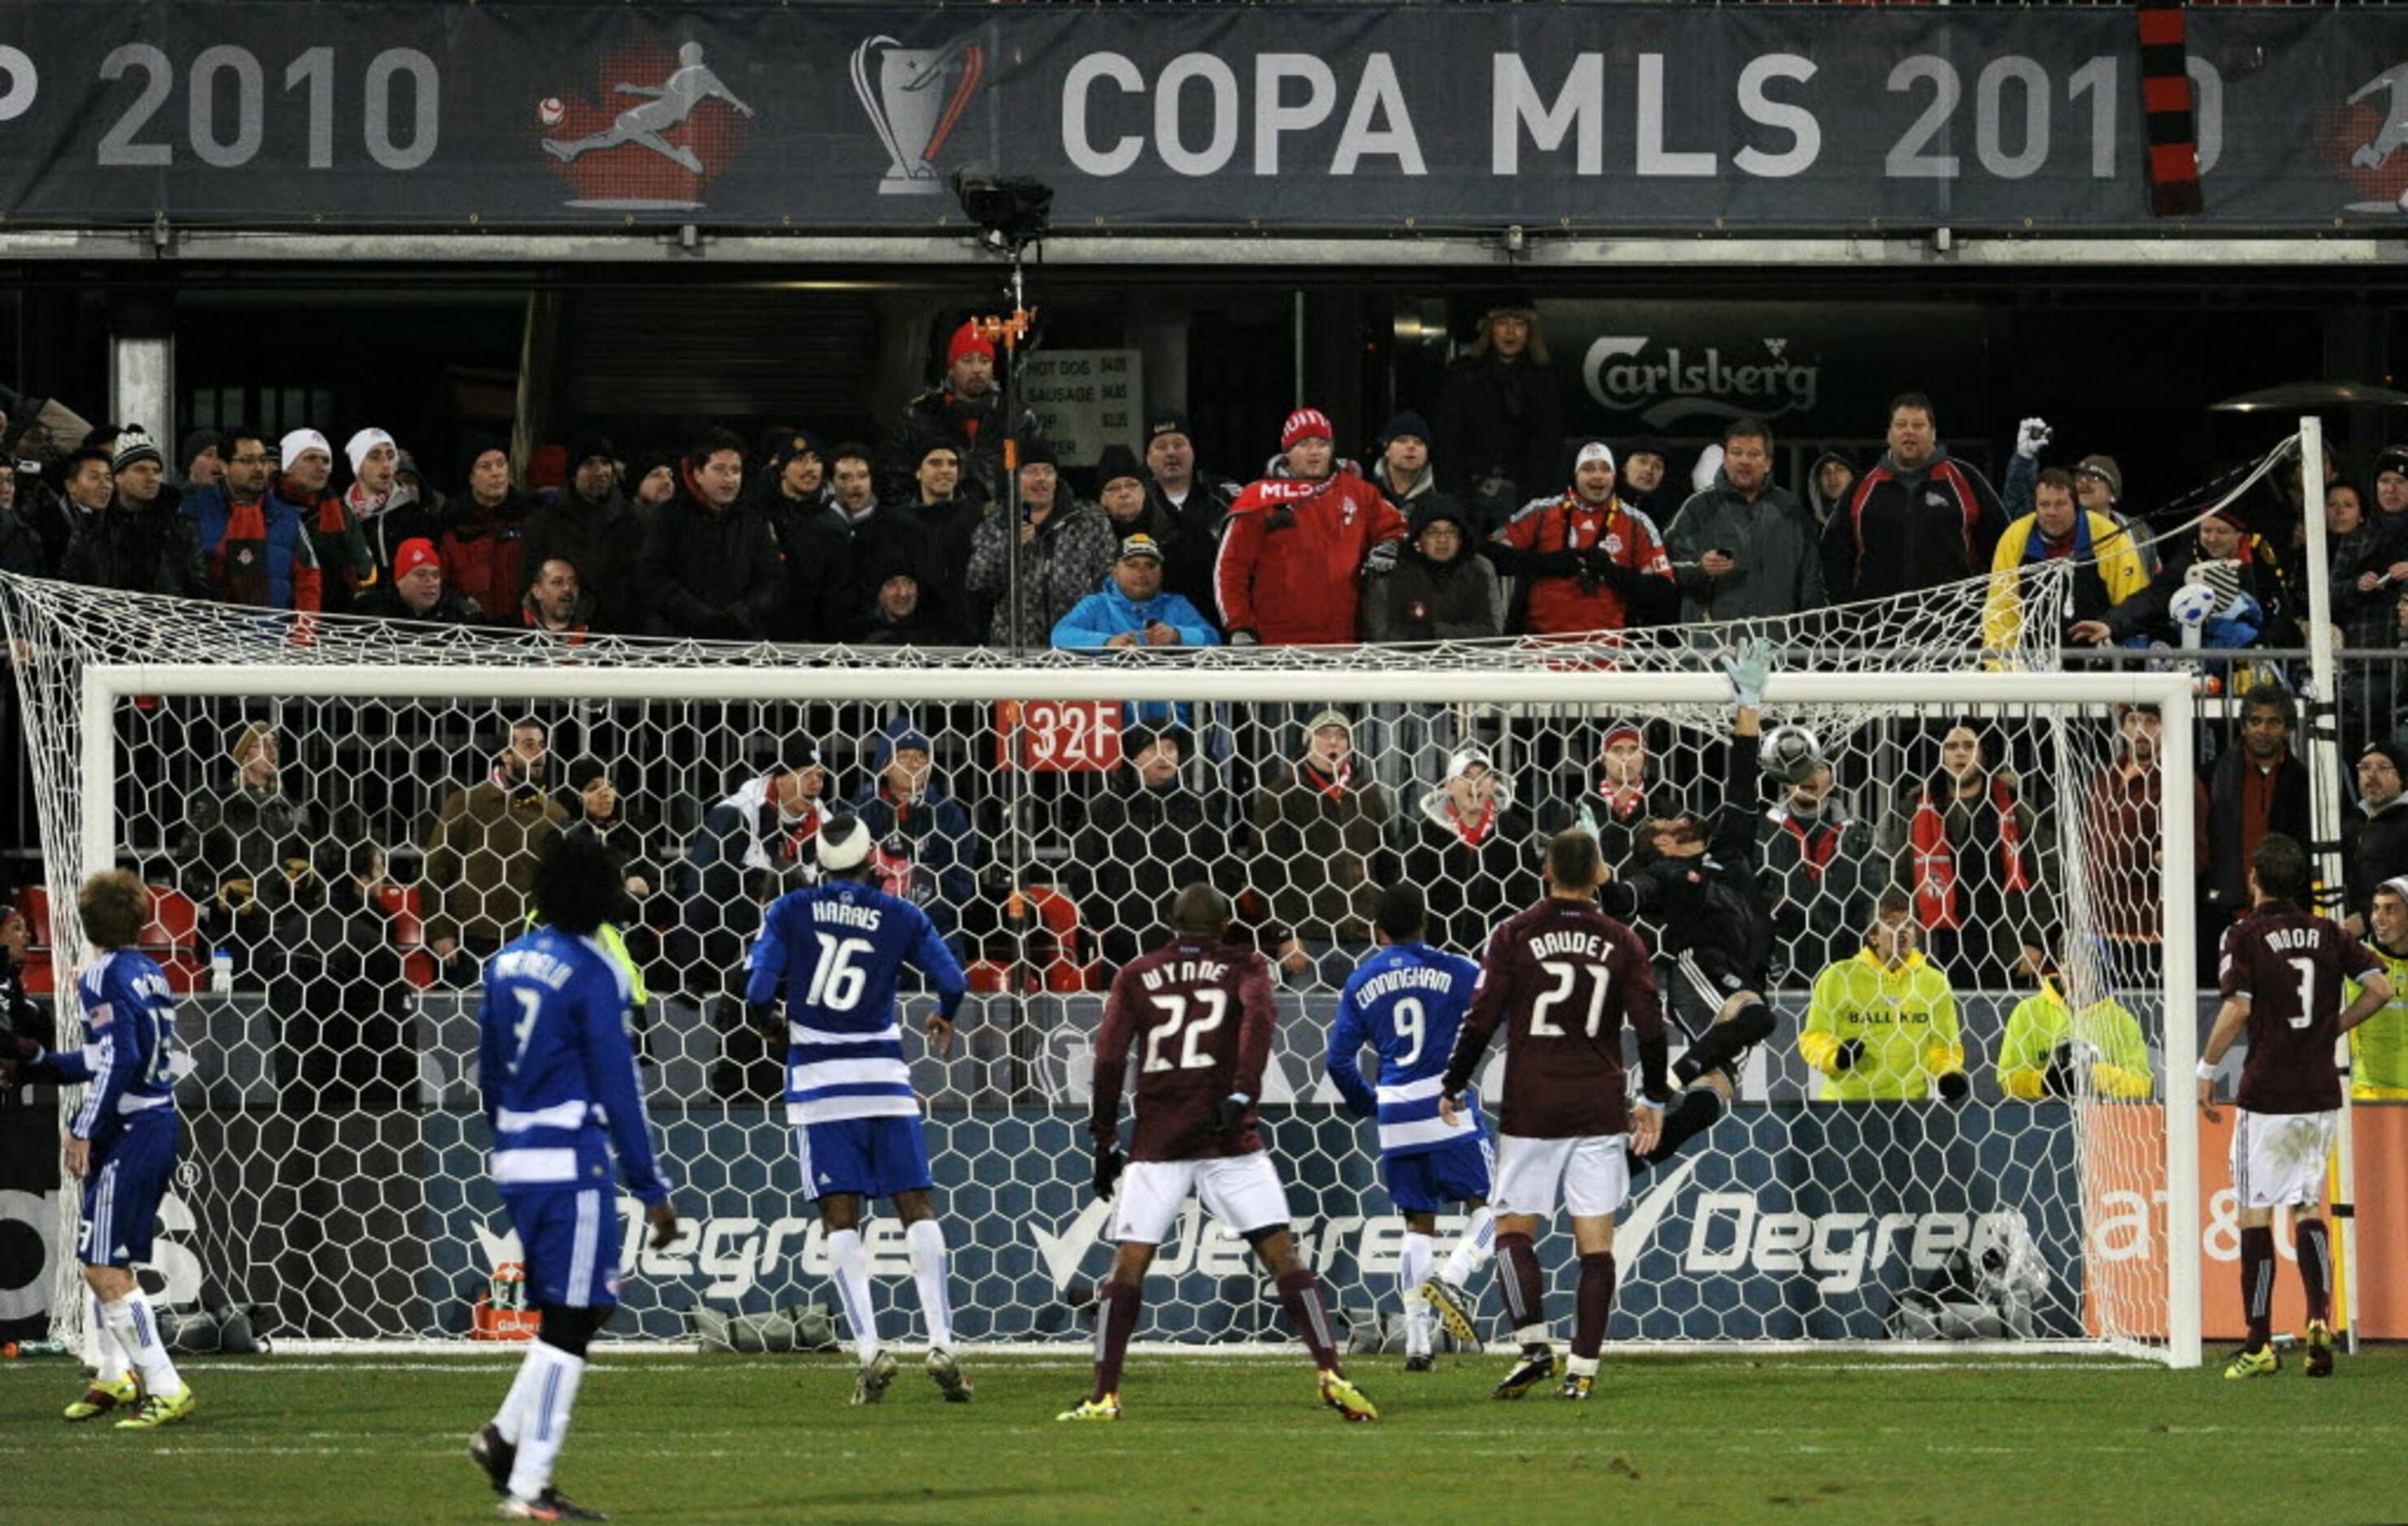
[1143,989,1230,1073]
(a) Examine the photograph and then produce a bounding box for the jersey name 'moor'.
[1142,959,1229,991]
[1526,930,1612,962]
[2260,926,2324,954]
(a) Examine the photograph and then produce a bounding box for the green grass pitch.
[5,1346,2403,1524]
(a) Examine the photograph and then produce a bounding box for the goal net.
[0,558,2202,1365]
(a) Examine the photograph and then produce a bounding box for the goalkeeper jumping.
[1596,635,1786,1172]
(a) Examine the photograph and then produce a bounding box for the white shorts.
[2230,1108,2336,1211]
[1109,1153,1293,1246]
[1491,1132,1632,1220]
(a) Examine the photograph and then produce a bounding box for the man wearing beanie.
[181,425,323,613]
[177,428,224,493]
[1136,414,1232,630]
[884,317,1039,508]
[637,426,783,640]
[1370,412,1437,509]
[1215,408,1406,646]
[343,426,439,584]
[1435,295,1564,530]
[59,426,209,597]
[276,427,377,613]
[523,428,642,634]
[363,535,477,624]
[1487,439,1676,638]
[2085,498,2297,649]
[442,432,536,628]
[2347,742,2408,934]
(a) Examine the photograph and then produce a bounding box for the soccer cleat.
[470,1423,518,1496]
[113,1386,196,1429]
[1558,1372,1595,1401]
[850,1348,898,1407]
[925,1346,974,1403]
[1418,1277,1479,1346]
[1055,1394,1122,1422]
[1492,1345,1561,1400]
[1318,1369,1379,1424]
[497,1489,609,1522]
[2224,1346,2281,1380]
[63,1373,138,1422]
[1403,1354,1435,1374]
[2305,1320,2334,1379]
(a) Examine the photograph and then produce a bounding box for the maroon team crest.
[851,35,984,195]
[537,40,755,210]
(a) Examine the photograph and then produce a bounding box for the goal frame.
[64,661,2203,1369]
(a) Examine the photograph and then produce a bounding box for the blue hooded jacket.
[1051,569,1221,727]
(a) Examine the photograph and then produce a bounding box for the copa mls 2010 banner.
[0,4,2401,230]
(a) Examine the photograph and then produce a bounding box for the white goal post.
[54,657,2202,1369]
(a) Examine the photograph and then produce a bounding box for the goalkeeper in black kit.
[1600,635,1794,1170]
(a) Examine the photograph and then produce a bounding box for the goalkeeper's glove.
[1719,635,1777,709]
[1936,1069,1971,1104]
[2014,418,2052,460]
[1208,1093,1252,1136]
[1832,1038,1864,1072]
[1228,630,1260,647]
[744,999,782,1040]
[1362,540,1399,578]
[1092,1141,1126,1202]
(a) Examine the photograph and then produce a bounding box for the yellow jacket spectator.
[1998,976,2152,1099]
[2348,878,2408,1099]
[1800,890,1967,1101]
[1982,466,2148,652]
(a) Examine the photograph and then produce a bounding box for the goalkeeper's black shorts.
[1671,946,1766,1015]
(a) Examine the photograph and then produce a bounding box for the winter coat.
[421,777,566,949]
[2329,521,2391,648]
[902,496,985,644]
[1486,492,1676,636]
[1402,787,1538,955]
[638,483,782,639]
[884,388,1036,508]
[0,502,47,576]
[439,488,536,625]
[827,503,935,638]
[681,773,827,973]
[2102,530,2297,648]
[761,496,859,643]
[521,487,644,635]
[850,719,978,938]
[1052,571,1222,728]
[2199,747,2310,921]
[181,782,317,902]
[1662,475,1827,622]
[59,490,210,599]
[1982,509,2150,651]
[184,486,323,612]
[1820,447,2007,603]
[279,474,378,613]
[360,579,480,626]
[1143,476,1234,626]
[1878,771,2054,987]
[1074,778,1232,969]
[1360,531,1503,643]
[2345,798,2408,924]
[1758,795,1881,978]
[345,481,440,585]
[966,499,1120,648]
[1214,472,1406,645]
[1434,352,1564,530]
[1247,761,1395,945]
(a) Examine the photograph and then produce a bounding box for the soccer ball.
[2168,579,2220,630]
[538,97,566,128]
[1760,723,1822,785]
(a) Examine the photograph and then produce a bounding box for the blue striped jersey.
[747,880,968,1126]
[50,949,180,1146]
[1326,942,1485,1155]
[477,926,670,1204]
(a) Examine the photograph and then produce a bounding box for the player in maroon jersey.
[1058,884,1378,1424]
[2200,833,2391,1379]
[1436,830,1668,1401]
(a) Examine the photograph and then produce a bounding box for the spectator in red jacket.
[1485,440,1676,637]
[1214,408,1406,646]
[440,433,534,625]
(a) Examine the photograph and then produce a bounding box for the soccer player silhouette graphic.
[544,43,753,175]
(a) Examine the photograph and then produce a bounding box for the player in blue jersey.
[747,813,971,1405]
[0,872,196,1429]
[1325,884,1496,1372]
[468,834,679,1523]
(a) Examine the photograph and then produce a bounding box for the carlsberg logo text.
[1584,336,1820,427]
[1683,1191,2027,1295]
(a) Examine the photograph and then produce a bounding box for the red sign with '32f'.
[994,700,1122,772]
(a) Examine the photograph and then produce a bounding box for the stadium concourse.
[6,0,2408,1518]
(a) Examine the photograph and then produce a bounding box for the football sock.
[906,1220,956,1350]
[1440,1206,1495,1286]
[1091,1280,1141,1402]
[505,1341,585,1502]
[1275,1269,1343,1374]
[1571,1252,1616,1361]
[492,1343,547,1446]
[2296,1218,2332,1326]
[828,1228,882,1364]
[89,1292,130,1385]
[1495,1232,1547,1343]
[1638,1086,1725,1168]
[1676,999,1772,1083]
[100,1291,183,1398]
[2239,1225,2276,1350]
[1397,1232,1435,1356]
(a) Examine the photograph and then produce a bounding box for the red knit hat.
[1281,408,1332,451]
[394,538,441,579]
[948,319,996,370]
